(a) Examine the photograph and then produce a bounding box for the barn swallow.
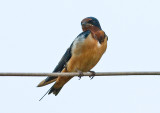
[37,17,108,100]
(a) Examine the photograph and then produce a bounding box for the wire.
[0,72,160,77]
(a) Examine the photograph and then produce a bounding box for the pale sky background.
[0,0,160,113]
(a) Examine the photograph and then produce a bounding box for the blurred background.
[0,0,160,113]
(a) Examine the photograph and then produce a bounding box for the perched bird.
[38,17,108,99]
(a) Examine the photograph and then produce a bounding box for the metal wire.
[0,72,160,77]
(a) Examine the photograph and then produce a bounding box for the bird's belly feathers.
[67,34,107,72]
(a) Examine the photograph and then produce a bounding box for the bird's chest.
[68,34,107,72]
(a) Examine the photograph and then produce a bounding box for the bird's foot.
[89,71,96,80]
[76,70,84,80]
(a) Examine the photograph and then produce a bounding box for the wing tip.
[37,78,57,87]
[37,80,45,87]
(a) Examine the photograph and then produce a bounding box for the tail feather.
[39,87,52,101]
[48,86,63,96]
[39,85,63,101]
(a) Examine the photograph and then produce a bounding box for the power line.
[0,72,160,77]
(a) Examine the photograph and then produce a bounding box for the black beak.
[81,21,87,26]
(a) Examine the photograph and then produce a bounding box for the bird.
[37,17,108,100]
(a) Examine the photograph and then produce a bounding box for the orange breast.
[67,33,107,72]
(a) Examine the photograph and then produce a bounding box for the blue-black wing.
[45,30,90,82]
[45,44,72,82]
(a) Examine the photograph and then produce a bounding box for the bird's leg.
[89,71,96,80]
[76,69,84,80]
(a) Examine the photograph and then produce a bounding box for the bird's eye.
[88,20,92,23]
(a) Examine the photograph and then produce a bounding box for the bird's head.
[81,17,102,31]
